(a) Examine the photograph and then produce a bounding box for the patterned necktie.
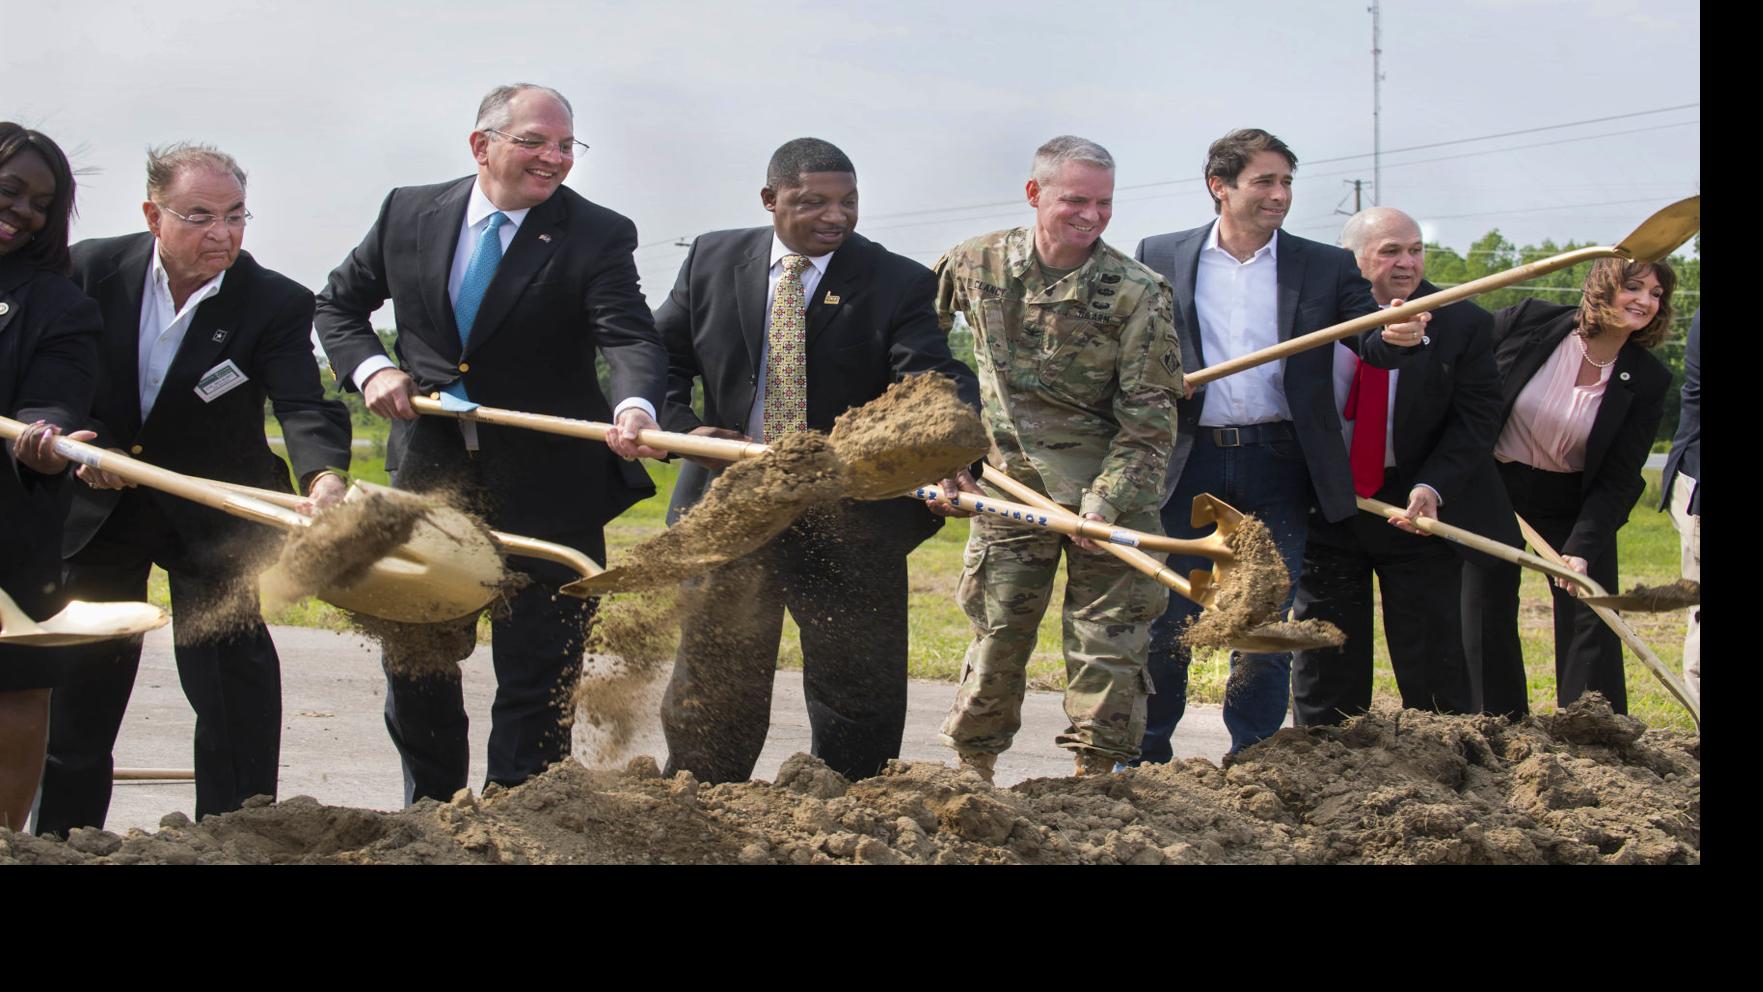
[445,211,507,401]
[765,253,811,438]
[1345,358,1391,498]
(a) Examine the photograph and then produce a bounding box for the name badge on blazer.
[194,359,250,403]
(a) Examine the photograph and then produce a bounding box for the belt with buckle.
[1206,422,1296,447]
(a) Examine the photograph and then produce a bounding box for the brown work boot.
[957,751,997,783]
[1074,751,1118,777]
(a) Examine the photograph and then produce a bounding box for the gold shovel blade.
[1615,195,1700,263]
[304,482,506,624]
[0,599,169,647]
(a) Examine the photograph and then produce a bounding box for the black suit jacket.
[1134,224,1421,522]
[655,227,980,551]
[1379,281,1518,553]
[1492,298,1669,560]
[63,233,351,556]
[315,177,667,537]
[1,261,101,613]
[1660,308,1698,515]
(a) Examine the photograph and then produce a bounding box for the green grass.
[151,440,1696,733]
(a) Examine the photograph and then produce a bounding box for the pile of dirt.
[2,696,1697,865]
[829,372,988,499]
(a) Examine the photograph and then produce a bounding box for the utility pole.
[1370,0,1383,205]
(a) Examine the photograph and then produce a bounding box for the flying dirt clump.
[829,372,989,499]
[259,487,428,606]
[570,590,682,767]
[2,696,1696,865]
[1177,512,1337,650]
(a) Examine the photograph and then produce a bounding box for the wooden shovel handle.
[1185,246,1615,387]
[409,396,770,463]
[0,415,308,532]
[1356,496,1606,597]
[1514,514,1699,727]
[911,483,1210,558]
[977,466,1197,601]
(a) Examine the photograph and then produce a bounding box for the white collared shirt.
[350,179,654,421]
[746,233,833,442]
[139,239,226,418]
[1195,222,1287,426]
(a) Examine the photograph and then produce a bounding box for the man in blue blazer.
[1133,129,1427,758]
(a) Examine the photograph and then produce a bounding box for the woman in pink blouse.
[1463,258,1676,717]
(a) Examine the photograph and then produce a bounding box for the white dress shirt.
[139,240,226,418]
[1195,223,1288,427]
[350,179,655,421]
[746,233,832,443]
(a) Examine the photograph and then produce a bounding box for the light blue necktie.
[444,211,507,401]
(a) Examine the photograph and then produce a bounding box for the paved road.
[92,625,1245,833]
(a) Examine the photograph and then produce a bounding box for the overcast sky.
[11,0,1699,312]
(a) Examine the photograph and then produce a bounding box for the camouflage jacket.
[934,227,1182,522]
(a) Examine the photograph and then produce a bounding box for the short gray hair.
[475,83,574,132]
[1031,135,1115,185]
[145,143,246,201]
[1339,206,1421,253]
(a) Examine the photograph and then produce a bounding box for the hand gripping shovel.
[0,584,167,647]
[1357,497,1698,611]
[1185,196,1701,388]
[210,480,608,600]
[0,416,504,624]
[1515,515,1699,728]
[958,467,1333,652]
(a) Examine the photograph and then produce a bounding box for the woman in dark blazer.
[0,123,101,830]
[1463,258,1675,717]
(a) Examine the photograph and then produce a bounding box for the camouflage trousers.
[940,509,1166,762]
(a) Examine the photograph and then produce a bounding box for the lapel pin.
[212,329,228,343]
[538,233,552,243]
[1619,371,1631,381]
[823,292,840,305]
[0,302,10,316]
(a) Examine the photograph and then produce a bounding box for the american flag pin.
[538,233,553,243]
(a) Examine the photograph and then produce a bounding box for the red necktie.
[1345,360,1390,498]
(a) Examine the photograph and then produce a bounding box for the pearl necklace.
[1576,332,1618,369]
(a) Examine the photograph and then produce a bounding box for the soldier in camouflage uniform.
[931,136,1183,778]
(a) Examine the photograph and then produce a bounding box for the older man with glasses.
[315,82,668,805]
[36,143,352,836]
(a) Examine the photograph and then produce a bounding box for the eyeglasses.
[157,204,252,229]
[485,129,589,158]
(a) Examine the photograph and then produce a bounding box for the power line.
[633,103,1700,248]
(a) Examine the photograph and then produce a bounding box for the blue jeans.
[1138,427,1312,760]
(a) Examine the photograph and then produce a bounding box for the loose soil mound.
[2,696,1696,865]
[829,372,988,499]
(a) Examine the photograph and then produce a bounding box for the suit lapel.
[417,180,471,354]
[1170,230,1206,371]
[805,237,864,349]
[735,231,770,372]
[100,236,156,437]
[467,191,564,354]
[1582,345,1637,483]
[1274,232,1304,343]
[142,257,249,434]
[1391,281,1441,448]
